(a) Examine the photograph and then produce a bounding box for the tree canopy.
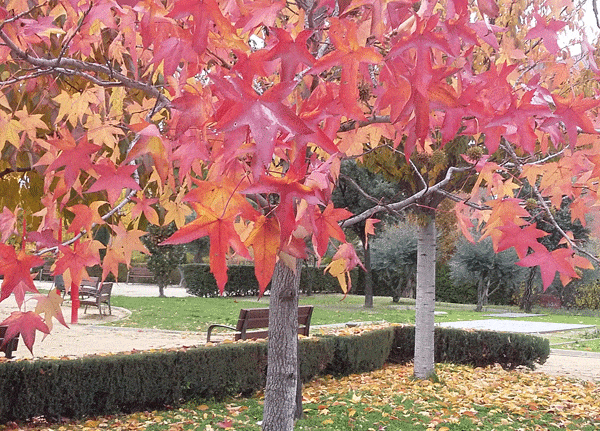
[0,0,598,382]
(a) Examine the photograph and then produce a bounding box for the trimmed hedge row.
[181,264,349,297]
[0,326,549,423]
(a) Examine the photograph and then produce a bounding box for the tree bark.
[414,215,437,379]
[363,239,374,308]
[520,267,536,312]
[262,259,302,431]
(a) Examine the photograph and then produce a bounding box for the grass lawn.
[108,293,600,351]
[10,362,599,430]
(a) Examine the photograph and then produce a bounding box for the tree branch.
[0,29,171,113]
[340,166,473,228]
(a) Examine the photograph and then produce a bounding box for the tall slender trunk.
[262,259,301,431]
[520,267,536,312]
[363,239,374,308]
[476,278,485,312]
[414,216,436,379]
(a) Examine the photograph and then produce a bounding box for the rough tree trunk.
[363,239,374,308]
[158,284,166,298]
[520,267,536,312]
[475,277,488,312]
[414,215,437,379]
[262,259,302,431]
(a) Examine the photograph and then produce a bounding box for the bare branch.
[0,29,171,112]
[341,166,472,228]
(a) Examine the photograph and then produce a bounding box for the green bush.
[324,327,395,375]
[182,264,348,297]
[574,280,600,309]
[389,325,550,370]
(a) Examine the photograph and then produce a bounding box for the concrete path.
[438,319,595,334]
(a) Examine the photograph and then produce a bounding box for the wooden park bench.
[0,326,19,358]
[80,282,113,316]
[206,305,314,343]
[126,266,154,283]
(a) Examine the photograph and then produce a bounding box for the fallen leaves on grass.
[4,363,600,430]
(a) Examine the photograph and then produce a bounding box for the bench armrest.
[206,324,238,343]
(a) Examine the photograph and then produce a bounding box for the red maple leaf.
[67,203,105,235]
[54,239,102,290]
[0,311,50,354]
[265,28,315,82]
[86,159,141,205]
[0,245,44,308]
[0,207,17,243]
[311,203,352,257]
[130,195,160,226]
[495,222,548,259]
[517,246,578,289]
[243,160,323,244]
[310,18,382,121]
[213,76,313,176]
[550,94,600,147]
[524,13,567,55]
[45,133,101,189]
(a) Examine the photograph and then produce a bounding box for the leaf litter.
[3,362,600,430]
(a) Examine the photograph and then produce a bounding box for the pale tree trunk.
[262,259,302,431]
[414,215,437,379]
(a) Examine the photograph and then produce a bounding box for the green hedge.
[181,264,348,297]
[389,326,550,370]
[0,326,549,423]
[182,263,479,304]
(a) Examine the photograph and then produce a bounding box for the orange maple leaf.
[163,202,251,292]
[244,215,280,294]
[33,289,68,334]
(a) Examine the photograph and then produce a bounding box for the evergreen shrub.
[181,264,346,297]
[389,325,550,370]
[324,327,395,375]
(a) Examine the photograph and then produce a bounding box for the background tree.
[450,235,526,311]
[332,160,403,306]
[371,221,418,301]
[141,223,186,297]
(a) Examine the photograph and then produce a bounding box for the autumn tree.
[1,0,600,429]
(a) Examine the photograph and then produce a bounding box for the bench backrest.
[234,305,313,341]
[81,277,99,289]
[98,282,113,300]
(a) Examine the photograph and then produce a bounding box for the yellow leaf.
[322,419,334,425]
[198,404,209,411]
[349,409,356,417]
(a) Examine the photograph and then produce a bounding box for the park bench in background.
[127,266,154,283]
[0,326,18,358]
[206,305,314,343]
[80,282,113,316]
